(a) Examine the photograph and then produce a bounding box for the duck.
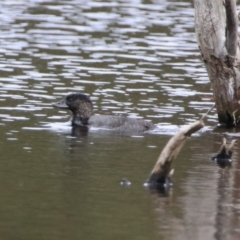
[52,93,156,133]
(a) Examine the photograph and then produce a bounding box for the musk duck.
[52,93,156,133]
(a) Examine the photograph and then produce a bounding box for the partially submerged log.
[194,0,240,126]
[211,138,237,167]
[146,120,204,188]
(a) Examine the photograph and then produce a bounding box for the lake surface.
[0,0,240,239]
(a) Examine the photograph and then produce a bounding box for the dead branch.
[211,138,237,167]
[146,120,204,188]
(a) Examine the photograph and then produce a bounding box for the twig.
[200,104,215,120]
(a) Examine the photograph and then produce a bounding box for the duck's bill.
[52,99,68,109]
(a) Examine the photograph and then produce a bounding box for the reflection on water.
[0,0,240,240]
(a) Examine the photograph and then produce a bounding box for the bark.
[194,0,240,126]
[146,120,204,187]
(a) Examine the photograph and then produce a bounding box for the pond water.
[0,0,240,239]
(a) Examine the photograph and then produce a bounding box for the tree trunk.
[194,0,240,126]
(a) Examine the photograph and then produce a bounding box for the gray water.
[0,0,240,240]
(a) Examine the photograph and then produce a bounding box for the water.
[0,0,239,239]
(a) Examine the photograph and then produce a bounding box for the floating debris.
[120,178,131,186]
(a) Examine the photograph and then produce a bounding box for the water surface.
[0,1,239,240]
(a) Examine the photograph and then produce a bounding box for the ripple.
[0,0,212,127]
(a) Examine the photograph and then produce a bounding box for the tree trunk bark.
[194,0,240,126]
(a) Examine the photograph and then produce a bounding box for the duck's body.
[52,93,155,133]
[88,115,155,132]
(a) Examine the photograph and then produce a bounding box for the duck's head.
[52,93,93,126]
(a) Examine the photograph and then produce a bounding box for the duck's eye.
[67,97,73,102]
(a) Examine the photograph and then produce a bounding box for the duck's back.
[89,115,155,133]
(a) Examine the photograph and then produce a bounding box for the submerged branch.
[211,138,237,167]
[146,120,204,188]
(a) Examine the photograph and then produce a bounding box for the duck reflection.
[71,125,89,137]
